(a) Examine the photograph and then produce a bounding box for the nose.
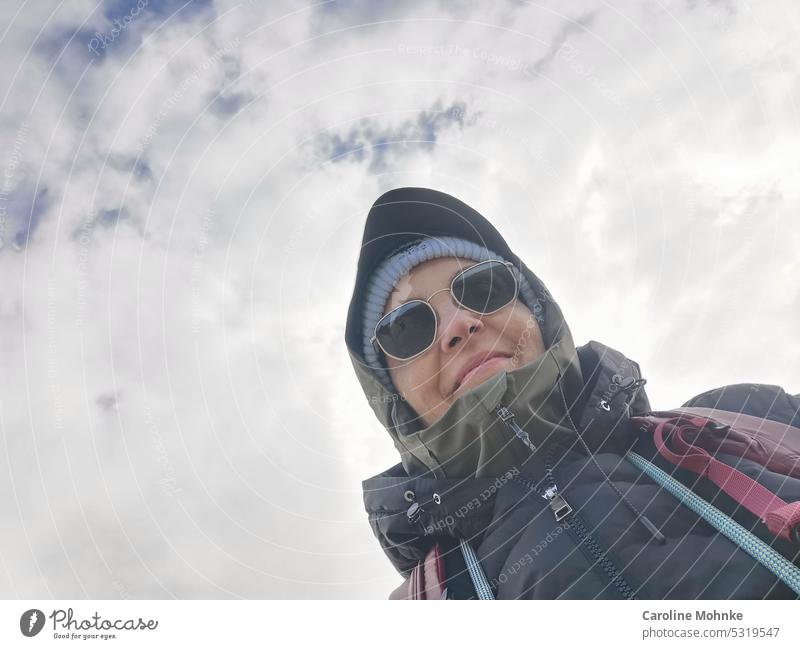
[435,297,484,353]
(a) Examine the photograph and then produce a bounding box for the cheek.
[389,356,439,399]
[492,305,531,336]
[492,308,544,351]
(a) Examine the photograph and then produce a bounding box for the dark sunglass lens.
[453,261,517,313]
[375,301,436,359]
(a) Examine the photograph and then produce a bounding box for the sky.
[0,0,798,599]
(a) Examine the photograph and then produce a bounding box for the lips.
[450,351,511,397]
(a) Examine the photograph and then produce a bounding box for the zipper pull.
[496,406,537,453]
[543,485,573,522]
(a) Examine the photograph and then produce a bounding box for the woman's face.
[383,256,547,427]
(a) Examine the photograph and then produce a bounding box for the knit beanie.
[362,235,545,396]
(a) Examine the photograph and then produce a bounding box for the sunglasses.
[371,259,519,361]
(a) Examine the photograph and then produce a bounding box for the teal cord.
[459,538,495,600]
[626,450,800,596]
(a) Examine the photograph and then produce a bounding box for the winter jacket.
[345,187,800,599]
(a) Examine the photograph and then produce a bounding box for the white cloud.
[0,0,798,599]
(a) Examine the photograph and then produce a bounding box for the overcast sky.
[0,0,798,599]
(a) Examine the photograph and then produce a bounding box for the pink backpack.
[632,407,800,543]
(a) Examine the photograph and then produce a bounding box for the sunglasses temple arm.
[371,337,386,361]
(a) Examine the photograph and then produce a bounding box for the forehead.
[384,256,474,313]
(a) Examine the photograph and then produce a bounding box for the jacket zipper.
[496,405,638,600]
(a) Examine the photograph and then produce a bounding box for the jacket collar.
[361,339,651,575]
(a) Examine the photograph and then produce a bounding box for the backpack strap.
[459,538,495,600]
[675,406,800,478]
[626,449,800,596]
[403,544,447,599]
[646,414,800,543]
[392,540,493,600]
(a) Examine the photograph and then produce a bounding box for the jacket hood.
[346,187,643,479]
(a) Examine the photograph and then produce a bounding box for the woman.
[344,186,800,599]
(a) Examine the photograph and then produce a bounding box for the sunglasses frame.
[370,259,519,362]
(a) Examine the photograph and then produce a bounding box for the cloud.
[312,98,466,171]
[0,0,798,599]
